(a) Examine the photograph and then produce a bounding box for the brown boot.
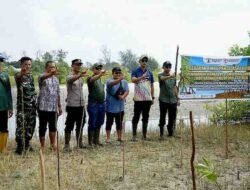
[49,132,57,151]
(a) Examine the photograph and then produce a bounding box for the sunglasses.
[75,63,82,66]
[114,72,121,74]
[142,59,148,63]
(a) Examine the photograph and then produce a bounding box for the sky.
[0,0,250,66]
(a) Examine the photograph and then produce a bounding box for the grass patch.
[0,125,249,189]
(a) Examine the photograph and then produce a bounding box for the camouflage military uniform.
[15,73,36,148]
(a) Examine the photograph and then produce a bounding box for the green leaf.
[195,157,218,183]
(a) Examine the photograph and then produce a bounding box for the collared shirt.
[37,74,60,112]
[158,72,177,104]
[66,72,85,107]
[0,71,13,111]
[106,79,129,113]
[131,67,154,101]
[15,72,36,110]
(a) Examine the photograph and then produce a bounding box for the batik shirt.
[15,73,36,110]
[131,67,154,101]
[37,74,60,112]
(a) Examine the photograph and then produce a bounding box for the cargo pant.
[15,108,36,146]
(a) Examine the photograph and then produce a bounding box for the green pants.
[15,108,36,144]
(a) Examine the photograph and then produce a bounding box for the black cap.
[112,67,121,73]
[92,63,103,69]
[72,59,83,65]
[139,55,148,62]
[162,61,172,68]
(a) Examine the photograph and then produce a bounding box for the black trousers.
[106,111,124,131]
[0,110,8,132]
[159,101,177,136]
[132,101,152,126]
[38,110,57,137]
[65,106,86,133]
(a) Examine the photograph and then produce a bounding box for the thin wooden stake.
[180,118,183,167]
[225,98,228,158]
[121,103,127,180]
[39,149,46,190]
[174,45,179,132]
[55,112,61,190]
[122,138,125,179]
[189,111,196,190]
[57,131,61,189]
[54,110,60,189]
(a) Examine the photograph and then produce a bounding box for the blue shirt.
[106,79,129,113]
[131,67,154,84]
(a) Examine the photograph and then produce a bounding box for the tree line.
[2,30,250,84]
[4,47,160,84]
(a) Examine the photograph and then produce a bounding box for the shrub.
[205,100,250,125]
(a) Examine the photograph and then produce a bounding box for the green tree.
[32,49,70,84]
[57,49,68,61]
[205,100,250,125]
[56,61,70,84]
[100,45,112,69]
[147,56,159,71]
[41,52,53,62]
[228,31,250,56]
[119,49,137,72]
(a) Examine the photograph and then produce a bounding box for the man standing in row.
[64,59,88,151]
[87,63,106,146]
[158,61,180,138]
[131,55,155,141]
[105,67,129,143]
[0,55,13,153]
[37,61,62,152]
[15,57,36,155]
